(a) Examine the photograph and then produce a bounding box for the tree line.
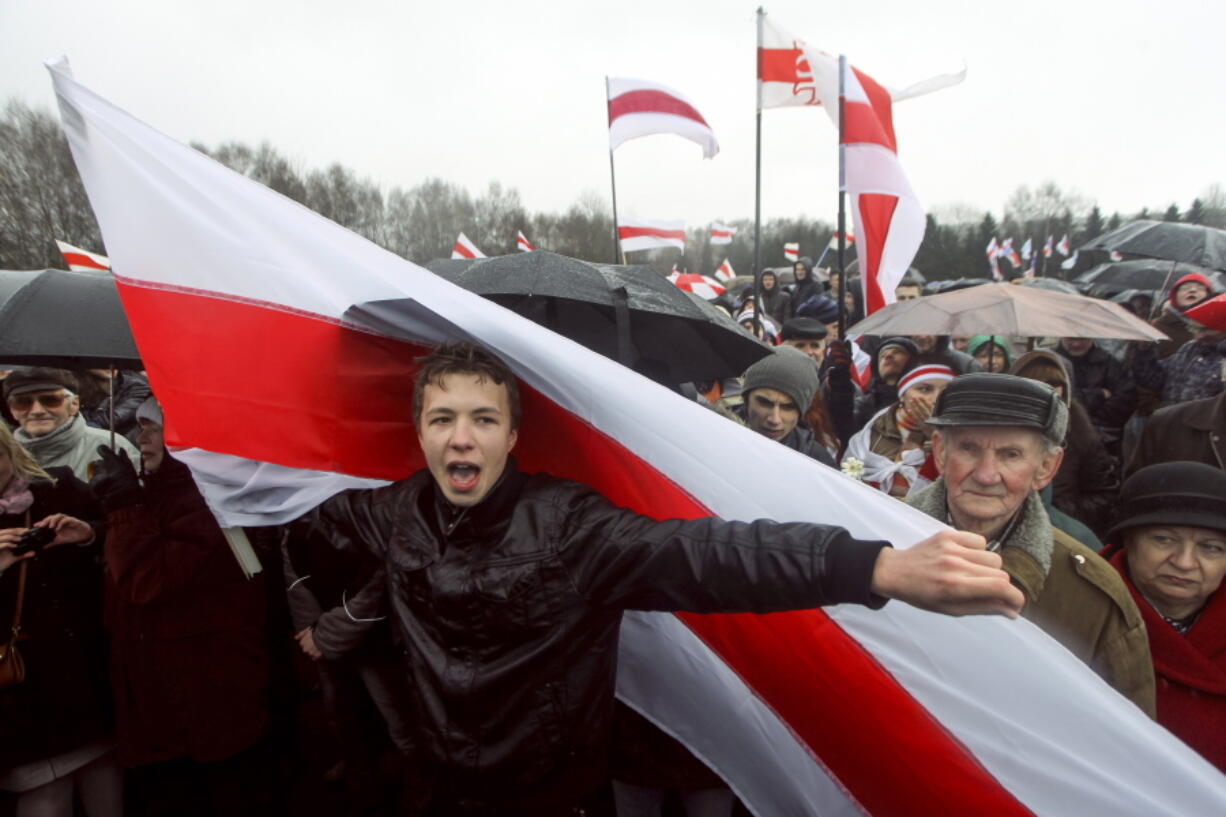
[4,99,1226,282]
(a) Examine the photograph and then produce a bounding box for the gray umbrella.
[424,252,770,384]
[1079,220,1226,270]
[846,282,1167,341]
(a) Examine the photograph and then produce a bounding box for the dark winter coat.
[104,454,270,767]
[0,469,110,770]
[1132,339,1224,408]
[1052,400,1119,537]
[757,277,791,326]
[1126,392,1226,477]
[306,463,888,813]
[733,403,835,466]
[1103,546,1226,772]
[786,259,822,319]
[1056,343,1137,437]
[80,370,152,445]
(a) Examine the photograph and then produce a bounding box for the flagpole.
[836,54,848,341]
[751,7,765,338]
[606,76,624,265]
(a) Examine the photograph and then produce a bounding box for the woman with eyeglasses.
[0,423,120,816]
[3,367,139,482]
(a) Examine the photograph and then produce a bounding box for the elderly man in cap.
[907,373,1156,715]
[778,317,827,368]
[4,366,139,481]
[737,346,835,466]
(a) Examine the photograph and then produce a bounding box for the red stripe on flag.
[850,67,898,152]
[757,48,806,82]
[857,193,901,314]
[61,250,109,270]
[608,90,711,129]
[453,243,476,259]
[618,226,687,242]
[842,100,896,153]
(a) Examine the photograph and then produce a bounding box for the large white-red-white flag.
[617,217,686,253]
[713,258,735,283]
[758,15,966,111]
[709,223,736,245]
[607,77,719,159]
[516,230,535,252]
[451,232,485,259]
[49,57,1226,817]
[55,239,110,271]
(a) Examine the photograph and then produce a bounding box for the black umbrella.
[0,269,140,368]
[1073,260,1226,299]
[1079,220,1226,270]
[424,252,771,384]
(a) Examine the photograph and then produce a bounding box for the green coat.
[909,480,1156,718]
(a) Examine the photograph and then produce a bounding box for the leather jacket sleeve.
[549,485,889,613]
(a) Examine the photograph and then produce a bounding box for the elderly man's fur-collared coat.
[910,480,1156,717]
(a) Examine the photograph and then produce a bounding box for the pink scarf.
[0,477,34,516]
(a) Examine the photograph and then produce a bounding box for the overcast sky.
[3,0,1224,230]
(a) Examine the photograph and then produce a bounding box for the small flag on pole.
[1023,254,1037,279]
[55,239,110,271]
[516,231,535,252]
[783,243,800,263]
[668,272,726,300]
[1020,238,1033,261]
[451,233,486,260]
[618,217,686,253]
[1042,235,1054,258]
[710,223,737,245]
[1061,250,1079,271]
[986,237,1003,281]
[1001,238,1021,269]
[713,258,735,282]
[1056,234,1071,257]
[825,231,855,250]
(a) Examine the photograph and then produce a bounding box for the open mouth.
[446,462,481,493]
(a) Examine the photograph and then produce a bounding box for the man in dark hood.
[787,257,822,319]
[757,268,791,325]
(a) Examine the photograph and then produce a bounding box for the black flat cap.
[1106,462,1226,542]
[926,372,1068,444]
[3,367,80,400]
[780,317,828,342]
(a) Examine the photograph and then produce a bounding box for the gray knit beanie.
[741,346,819,411]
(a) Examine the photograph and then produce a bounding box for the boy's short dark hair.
[413,342,522,429]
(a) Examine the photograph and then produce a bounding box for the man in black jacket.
[307,342,1023,816]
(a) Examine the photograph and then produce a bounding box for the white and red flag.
[1056,233,1071,256]
[1000,238,1021,269]
[986,237,1003,281]
[516,230,535,252]
[667,271,725,300]
[1110,250,1124,262]
[617,217,686,253]
[451,232,486,259]
[49,56,1226,817]
[1043,235,1054,258]
[607,77,719,159]
[55,239,110,271]
[1062,250,1080,271]
[825,230,855,250]
[713,258,735,282]
[709,223,736,245]
[847,334,873,391]
[782,242,800,262]
[758,14,967,110]
[1020,238,1033,261]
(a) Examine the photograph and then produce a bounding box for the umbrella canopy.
[922,277,991,296]
[1079,220,1226,270]
[668,272,726,300]
[1073,259,1226,298]
[847,282,1167,341]
[0,268,140,368]
[424,252,770,384]
[1016,277,1080,295]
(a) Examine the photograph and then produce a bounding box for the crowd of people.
[0,257,1223,817]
